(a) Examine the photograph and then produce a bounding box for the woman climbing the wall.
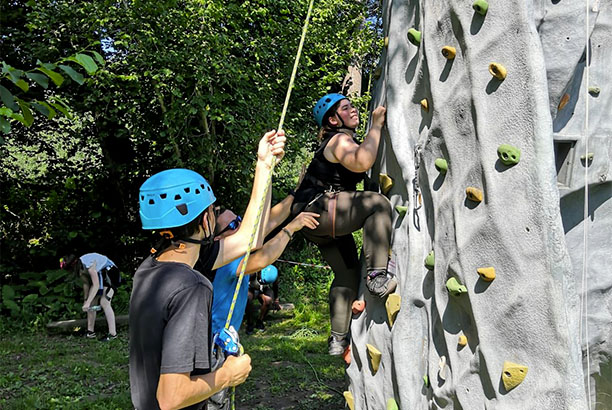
[292,93,394,355]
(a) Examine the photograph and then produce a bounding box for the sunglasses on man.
[217,215,242,236]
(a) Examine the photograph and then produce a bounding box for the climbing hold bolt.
[407,28,421,46]
[395,205,408,217]
[497,144,521,166]
[477,267,496,282]
[420,98,429,112]
[473,0,489,15]
[466,187,483,203]
[588,86,600,96]
[501,361,528,391]
[458,334,468,347]
[387,398,399,410]
[446,277,468,296]
[442,46,456,59]
[488,63,507,80]
[558,93,570,110]
[352,300,366,315]
[343,391,355,410]
[366,343,382,374]
[424,250,435,270]
[435,158,448,174]
[343,345,352,365]
[386,293,401,327]
[379,173,394,194]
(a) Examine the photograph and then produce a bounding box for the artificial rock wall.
[344,0,611,409]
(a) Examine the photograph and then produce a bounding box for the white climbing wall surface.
[345,0,611,409]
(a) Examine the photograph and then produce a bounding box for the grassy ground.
[0,304,347,410]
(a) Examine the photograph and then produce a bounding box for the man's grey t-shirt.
[129,242,219,410]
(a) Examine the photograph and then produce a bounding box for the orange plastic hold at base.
[558,93,570,110]
[343,345,352,365]
[352,300,366,315]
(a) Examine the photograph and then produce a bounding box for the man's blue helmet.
[313,93,347,127]
[139,169,216,230]
[260,264,278,284]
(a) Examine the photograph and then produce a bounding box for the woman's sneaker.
[328,332,350,356]
[366,270,397,298]
[100,333,117,342]
[86,331,96,339]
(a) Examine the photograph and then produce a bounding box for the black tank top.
[293,130,365,207]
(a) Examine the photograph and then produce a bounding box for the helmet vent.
[176,204,188,215]
[195,189,200,194]
[160,193,167,199]
[200,184,205,189]
[174,194,182,200]
[184,187,190,193]
[149,199,155,205]
[141,195,144,200]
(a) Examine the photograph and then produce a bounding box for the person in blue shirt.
[207,196,318,410]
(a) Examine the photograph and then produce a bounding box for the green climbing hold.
[446,277,467,296]
[424,250,435,270]
[395,205,408,217]
[423,374,430,387]
[387,398,399,410]
[497,144,521,166]
[473,0,488,15]
[407,28,421,46]
[588,86,601,96]
[435,158,448,174]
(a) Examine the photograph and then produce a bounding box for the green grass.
[0,303,347,410]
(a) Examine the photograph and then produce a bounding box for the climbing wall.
[344,0,611,409]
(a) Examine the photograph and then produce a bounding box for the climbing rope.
[222,0,316,408]
[580,0,592,408]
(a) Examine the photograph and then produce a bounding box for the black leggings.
[298,190,392,334]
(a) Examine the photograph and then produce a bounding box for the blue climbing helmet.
[313,93,347,128]
[139,168,216,230]
[260,264,278,284]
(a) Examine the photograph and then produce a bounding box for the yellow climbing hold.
[366,343,382,374]
[374,65,383,80]
[442,46,456,59]
[581,153,594,161]
[488,63,507,80]
[343,391,355,410]
[395,205,408,217]
[477,267,496,282]
[466,187,483,203]
[384,36,389,48]
[387,398,399,410]
[379,173,394,194]
[385,293,401,327]
[558,93,570,110]
[420,98,429,112]
[502,361,528,391]
[458,334,468,347]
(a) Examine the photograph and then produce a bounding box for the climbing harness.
[221,0,316,408]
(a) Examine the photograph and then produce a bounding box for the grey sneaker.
[86,331,96,339]
[366,270,397,298]
[328,333,350,356]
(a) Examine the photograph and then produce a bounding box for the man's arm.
[214,130,286,270]
[237,212,319,275]
[263,193,295,237]
[156,355,251,410]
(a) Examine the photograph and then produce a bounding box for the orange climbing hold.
[343,345,352,365]
[558,93,570,110]
[466,187,483,203]
[352,300,366,315]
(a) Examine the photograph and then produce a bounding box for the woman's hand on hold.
[287,212,320,233]
[371,106,386,130]
[258,129,286,165]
